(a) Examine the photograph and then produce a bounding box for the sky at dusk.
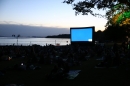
[0,0,108,36]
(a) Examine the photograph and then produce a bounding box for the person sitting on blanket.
[50,64,59,75]
[96,52,113,68]
[46,64,59,79]
[47,64,64,79]
[47,63,70,79]
[113,52,121,66]
[62,62,70,77]
[55,63,70,79]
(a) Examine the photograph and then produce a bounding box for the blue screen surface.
[71,28,92,41]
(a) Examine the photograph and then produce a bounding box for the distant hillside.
[46,31,104,41]
[46,34,70,38]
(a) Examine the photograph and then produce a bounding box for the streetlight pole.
[17,35,20,46]
[12,34,20,46]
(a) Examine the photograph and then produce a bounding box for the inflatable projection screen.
[70,26,95,46]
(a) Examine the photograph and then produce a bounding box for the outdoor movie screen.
[70,27,94,42]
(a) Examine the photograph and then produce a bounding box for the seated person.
[62,62,70,74]
[96,52,112,68]
[50,64,59,75]
[46,64,59,80]
[19,62,26,70]
[62,62,70,78]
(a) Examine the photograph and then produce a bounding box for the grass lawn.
[0,57,130,86]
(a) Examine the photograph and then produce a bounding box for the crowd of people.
[0,42,130,79]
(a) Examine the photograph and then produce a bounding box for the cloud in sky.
[0,0,107,31]
[0,23,70,37]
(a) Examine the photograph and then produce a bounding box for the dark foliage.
[63,0,130,17]
[103,25,127,42]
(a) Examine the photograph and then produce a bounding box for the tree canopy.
[63,0,130,41]
[63,0,130,26]
[105,3,130,26]
[63,0,130,16]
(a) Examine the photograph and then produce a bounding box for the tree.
[95,30,104,41]
[105,3,130,27]
[63,0,130,42]
[103,25,126,42]
[63,0,130,17]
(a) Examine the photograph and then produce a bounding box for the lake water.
[0,37,70,46]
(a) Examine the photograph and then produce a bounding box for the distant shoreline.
[0,34,70,38]
[0,36,45,38]
[45,34,70,38]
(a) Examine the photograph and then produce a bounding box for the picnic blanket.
[96,57,104,60]
[67,70,81,79]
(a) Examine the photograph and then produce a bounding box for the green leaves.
[116,10,130,25]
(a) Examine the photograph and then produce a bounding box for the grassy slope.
[0,57,130,86]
